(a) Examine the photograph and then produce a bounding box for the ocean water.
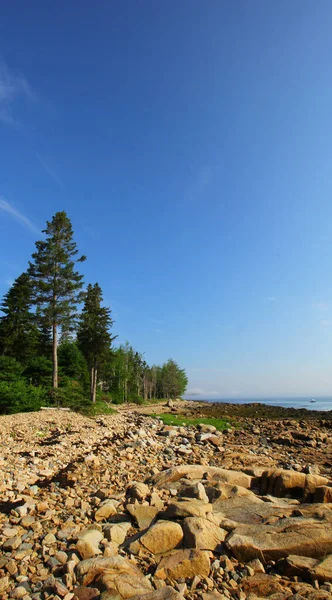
[185,396,332,412]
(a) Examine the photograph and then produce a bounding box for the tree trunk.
[90,366,94,402]
[52,322,58,388]
[92,366,97,404]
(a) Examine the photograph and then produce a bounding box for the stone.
[2,535,22,551]
[0,576,10,594]
[126,504,159,530]
[76,556,152,599]
[72,586,100,600]
[179,482,209,503]
[130,587,183,600]
[95,500,117,522]
[260,469,328,498]
[162,498,212,519]
[126,482,150,501]
[227,519,332,562]
[44,533,57,545]
[54,580,69,597]
[198,424,217,433]
[155,549,211,580]
[247,558,265,573]
[11,586,28,599]
[314,486,332,503]
[279,554,332,583]
[104,522,131,545]
[241,573,286,597]
[153,465,251,489]
[129,520,183,555]
[182,517,227,550]
[76,529,103,559]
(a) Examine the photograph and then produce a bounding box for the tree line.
[0,211,188,413]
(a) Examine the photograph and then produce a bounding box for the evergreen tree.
[77,283,114,403]
[0,272,39,363]
[29,212,86,388]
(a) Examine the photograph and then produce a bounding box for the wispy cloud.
[0,197,39,234]
[313,302,329,311]
[152,328,162,333]
[266,296,276,302]
[186,388,220,396]
[36,153,64,189]
[321,320,332,327]
[0,59,34,127]
[151,318,164,325]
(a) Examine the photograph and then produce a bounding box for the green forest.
[0,211,188,414]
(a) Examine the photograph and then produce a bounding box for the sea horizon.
[184,396,332,411]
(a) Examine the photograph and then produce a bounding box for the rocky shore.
[1,401,332,600]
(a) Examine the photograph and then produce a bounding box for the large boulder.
[152,465,251,489]
[162,498,212,519]
[76,556,152,599]
[155,549,211,580]
[314,486,332,503]
[227,518,332,562]
[260,469,328,499]
[126,504,159,530]
[128,520,183,555]
[129,588,183,600]
[279,554,332,583]
[182,517,227,551]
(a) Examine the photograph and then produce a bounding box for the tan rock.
[126,482,150,501]
[314,485,332,503]
[152,465,251,489]
[95,500,117,522]
[162,498,212,519]
[76,529,103,559]
[104,522,132,545]
[241,573,285,597]
[261,469,328,498]
[179,482,209,503]
[126,504,158,530]
[155,548,211,580]
[129,587,183,600]
[76,555,152,599]
[227,519,332,562]
[182,517,227,550]
[130,520,183,555]
[2,535,22,551]
[0,576,10,594]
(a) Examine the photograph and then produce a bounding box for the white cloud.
[186,388,220,396]
[266,296,276,302]
[36,153,64,189]
[0,60,34,126]
[313,302,329,311]
[152,328,162,333]
[321,320,332,327]
[0,197,39,233]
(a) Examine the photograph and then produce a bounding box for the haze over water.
[185,396,332,412]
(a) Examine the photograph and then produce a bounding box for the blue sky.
[1,1,332,398]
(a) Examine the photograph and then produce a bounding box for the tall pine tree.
[29,212,86,388]
[0,272,39,363]
[77,283,114,403]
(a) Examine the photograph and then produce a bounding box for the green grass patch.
[152,413,233,431]
[79,400,117,417]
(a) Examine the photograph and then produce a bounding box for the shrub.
[0,380,48,414]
